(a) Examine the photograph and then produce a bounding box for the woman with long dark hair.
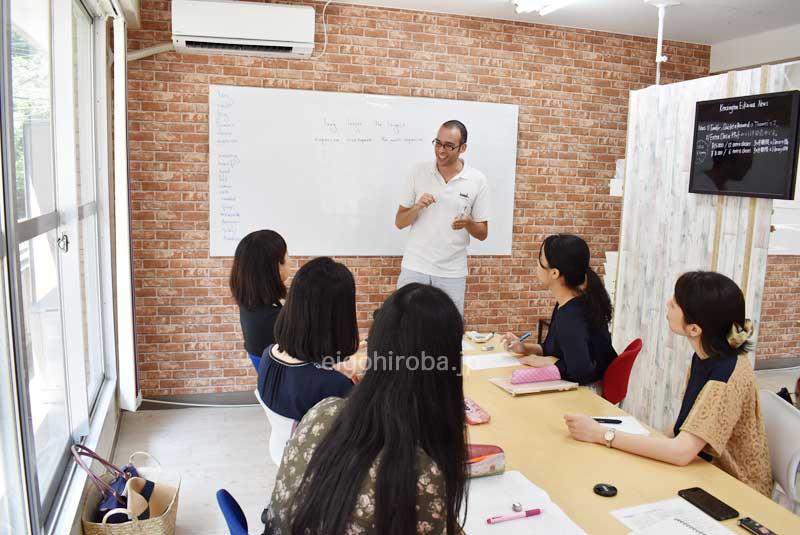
[261,283,468,535]
[229,230,289,366]
[503,234,616,384]
[564,271,772,496]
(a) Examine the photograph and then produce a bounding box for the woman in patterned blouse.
[563,271,773,496]
[261,283,468,535]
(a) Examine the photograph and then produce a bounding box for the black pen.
[593,418,622,424]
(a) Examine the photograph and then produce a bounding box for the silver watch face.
[604,429,615,442]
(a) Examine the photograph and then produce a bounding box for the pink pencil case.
[510,365,561,384]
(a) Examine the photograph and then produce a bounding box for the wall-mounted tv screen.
[689,90,800,200]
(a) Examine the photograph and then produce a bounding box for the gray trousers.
[396,268,466,316]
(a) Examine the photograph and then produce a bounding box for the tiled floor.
[113,405,277,535]
[112,367,800,534]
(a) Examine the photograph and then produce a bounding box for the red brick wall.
[128,0,711,396]
[758,256,800,362]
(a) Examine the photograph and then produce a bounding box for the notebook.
[464,471,586,535]
[463,354,520,370]
[489,376,579,396]
[628,517,736,535]
[612,498,735,535]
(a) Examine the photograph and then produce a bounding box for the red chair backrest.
[602,339,643,405]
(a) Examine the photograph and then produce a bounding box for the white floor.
[113,405,278,535]
[755,365,800,397]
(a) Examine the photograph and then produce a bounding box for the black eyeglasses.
[432,139,462,152]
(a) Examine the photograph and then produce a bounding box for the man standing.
[395,120,489,315]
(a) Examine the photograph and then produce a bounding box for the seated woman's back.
[261,283,468,535]
[257,256,360,421]
[229,229,290,360]
[264,397,447,534]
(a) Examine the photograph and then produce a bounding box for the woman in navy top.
[229,230,290,366]
[258,257,360,421]
[503,234,616,384]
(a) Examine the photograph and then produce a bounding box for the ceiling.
[331,0,800,44]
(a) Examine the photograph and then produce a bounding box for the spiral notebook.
[612,498,735,535]
[628,517,735,535]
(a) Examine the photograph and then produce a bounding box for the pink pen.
[486,508,542,524]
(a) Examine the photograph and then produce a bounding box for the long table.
[462,335,800,533]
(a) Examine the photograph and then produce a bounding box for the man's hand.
[451,214,472,230]
[396,194,435,229]
[416,193,436,209]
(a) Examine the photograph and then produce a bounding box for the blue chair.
[216,489,249,535]
[249,353,261,371]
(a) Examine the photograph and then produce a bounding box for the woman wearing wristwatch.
[563,271,773,497]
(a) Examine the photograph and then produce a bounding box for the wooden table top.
[461,334,800,534]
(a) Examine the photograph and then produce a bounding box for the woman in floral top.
[261,283,468,535]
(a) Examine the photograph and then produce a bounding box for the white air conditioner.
[172,0,315,58]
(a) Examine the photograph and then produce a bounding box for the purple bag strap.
[70,444,129,499]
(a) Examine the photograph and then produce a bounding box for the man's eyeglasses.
[432,139,462,152]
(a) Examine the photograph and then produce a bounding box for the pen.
[486,508,541,524]
[518,332,532,343]
[593,418,622,424]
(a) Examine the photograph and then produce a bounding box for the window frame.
[0,3,33,533]
[0,0,120,531]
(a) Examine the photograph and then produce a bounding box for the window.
[72,0,105,408]
[2,0,117,530]
[9,0,73,516]
[0,82,29,535]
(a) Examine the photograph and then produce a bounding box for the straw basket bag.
[81,452,180,535]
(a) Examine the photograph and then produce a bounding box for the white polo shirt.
[399,161,490,278]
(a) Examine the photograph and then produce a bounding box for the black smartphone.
[738,517,779,535]
[678,487,739,521]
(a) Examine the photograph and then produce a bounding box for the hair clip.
[726,319,753,349]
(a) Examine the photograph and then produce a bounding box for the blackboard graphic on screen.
[689,90,800,200]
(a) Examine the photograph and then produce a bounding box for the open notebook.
[628,517,736,535]
[613,498,735,535]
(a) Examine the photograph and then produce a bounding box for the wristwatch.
[603,428,616,448]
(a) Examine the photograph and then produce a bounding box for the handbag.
[81,451,180,535]
[71,444,141,523]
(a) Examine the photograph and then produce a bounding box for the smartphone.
[738,517,778,535]
[464,397,490,425]
[678,487,739,521]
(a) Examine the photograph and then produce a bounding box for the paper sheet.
[464,471,587,535]
[611,497,735,534]
[462,339,473,351]
[593,416,650,436]
[463,353,520,370]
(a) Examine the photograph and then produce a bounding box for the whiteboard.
[209,85,518,256]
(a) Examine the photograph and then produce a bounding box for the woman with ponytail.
[564,271,773,497]
[503,234,616,385]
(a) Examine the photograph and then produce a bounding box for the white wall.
[711,24,800,73]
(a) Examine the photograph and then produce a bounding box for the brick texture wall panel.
[129,0,717,396]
